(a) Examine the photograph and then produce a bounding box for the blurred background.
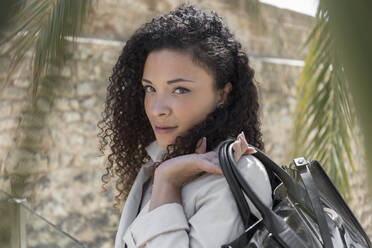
[0,0,371,247]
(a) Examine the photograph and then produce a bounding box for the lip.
[155,125,177,134]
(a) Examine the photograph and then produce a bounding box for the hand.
[154,137,221,189]
[232,131,257,162]
[154,132,256,189]
[149,133,257,211]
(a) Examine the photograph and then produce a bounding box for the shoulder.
[235,155,273,208]
[187,154,271,194]
[181,154,273,218]
[235,154,272,192]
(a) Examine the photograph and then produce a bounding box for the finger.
[211,152,219,163]
[200,160,223,175]
[240,133,248,146]
[237,133,245,148]
[238,136,248,153]
[196,151,222,175]
[243,147,257,155]
[238,132,256,155]
[240,131,246,141]
[203,151,216,161]
[195,137,206,154]
[240,131,247,141]
[239,131,249,147]
[208,152,220,167]
[232,140,242,162]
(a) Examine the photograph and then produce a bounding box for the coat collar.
[115,138,226,248]
[144,140,167,163]
[115,139,165,248]
[144,139,223,163]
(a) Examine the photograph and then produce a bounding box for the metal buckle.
[293,157,308,170]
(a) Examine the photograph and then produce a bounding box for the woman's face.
[142,49,231,148]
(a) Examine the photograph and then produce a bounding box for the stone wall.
[0,0,370,247]
[0,41,119,247]
[81,0,313,60]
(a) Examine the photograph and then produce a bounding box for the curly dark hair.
[97,3,265,209]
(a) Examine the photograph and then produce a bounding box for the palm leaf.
[0,0,93,104]
[290,6,358,201]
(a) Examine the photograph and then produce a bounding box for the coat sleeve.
[123,154,273,248]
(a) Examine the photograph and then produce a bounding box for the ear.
[218,82,232,105]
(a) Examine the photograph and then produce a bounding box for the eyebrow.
[142,78,195,84]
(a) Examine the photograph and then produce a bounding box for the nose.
[151,97,171,117]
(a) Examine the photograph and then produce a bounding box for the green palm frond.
[0,0,93,104]
[291,6,359,201]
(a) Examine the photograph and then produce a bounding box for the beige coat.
[114,140,273,248]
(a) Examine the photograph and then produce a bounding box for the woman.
[98,4,273,248]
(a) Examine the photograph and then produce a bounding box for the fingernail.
[241,131,246,139]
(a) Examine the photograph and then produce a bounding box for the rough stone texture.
[0,42,119,247]
[0,0,371,247]
[82,0,314,60]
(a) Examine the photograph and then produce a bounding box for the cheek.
[143,96,152,119]
[175,99,214,126]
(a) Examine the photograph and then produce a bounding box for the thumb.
[195,137,207,154]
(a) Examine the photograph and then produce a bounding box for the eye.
[142,85,154,93]
[174,87,190,94]
[142,85,190,95]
